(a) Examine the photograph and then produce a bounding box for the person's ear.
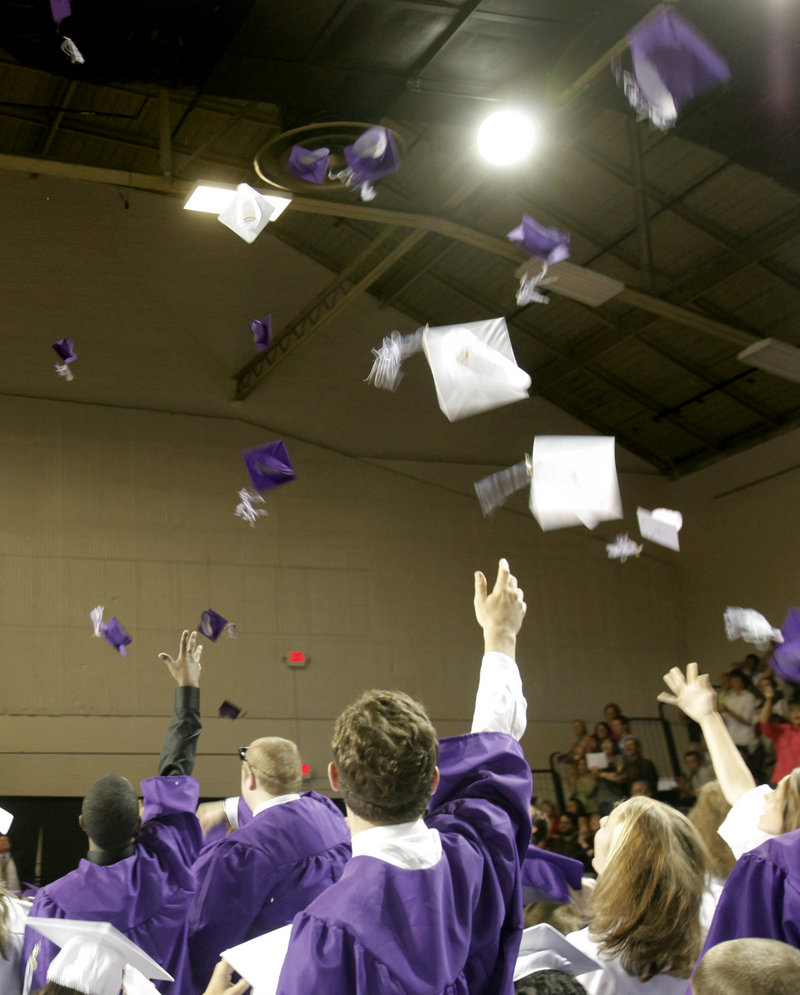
[328,762,341,792]
[430,766,440,795]
[78,814,86,834]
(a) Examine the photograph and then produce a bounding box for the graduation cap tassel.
[365,328,425,391]
[517,262,556,306]
[474,456,532,518]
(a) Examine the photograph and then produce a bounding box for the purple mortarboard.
[366,317,531,421]
[331,127,401,201]
[50,0,71,23]
[617,5,731,130]
[250,315,271,353]
[507,215,570,305]
[771,608,800,684]
[199,609,237,642]
[286,145,330,184]
[52,338,77,381]
[90,606,132,657]
[242,440,296,492]
[218,700,243,720]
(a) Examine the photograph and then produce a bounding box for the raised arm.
[470,557,527,739]
[658,662,755,807]
[156,629,203,776]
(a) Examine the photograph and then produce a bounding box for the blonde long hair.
[590,797,710,982]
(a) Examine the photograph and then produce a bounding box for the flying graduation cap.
[475,436,623,531]
[218,700,243,719]
[250,315,271,353]
[507,215,570,306]
[286,145,331,184]
[27,918,172,995]
[366,317,531,422]
[636,506,683,551]
[199,609,237,642]
[606,533,643,562]
[218,184,275,243]
[52,337,77,381]
[0,806,12,834]
[615,5,731,130]
[771,608,800,684]
[90,606,133,657]
[242,440,296,492]
[724,606,784,651]
[330,126,401,201]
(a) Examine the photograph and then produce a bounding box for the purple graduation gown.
[521,844,584,904]
[188,792,350,988]
[22,775,201,995]
[276,731,532,995]
[698,826,800,961]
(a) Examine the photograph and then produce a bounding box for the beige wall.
[0,393,687,795]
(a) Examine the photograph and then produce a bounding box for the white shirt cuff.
[223,796,240,831]
[471,651,527,740]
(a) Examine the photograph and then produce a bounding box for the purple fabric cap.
[771,607,800,684]
[286,145,331,184]
[507,215,570,265]
[218,700,242,720]
[628,6,731,113]
[344,127,401,186]
[52,338,77,364]
[50,0,71,22]
[102,617,132,656]
[200,609,228,642]
[250,316,271,353]
[242,440,296,492]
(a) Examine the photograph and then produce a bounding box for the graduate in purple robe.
[697,826,800,959]
[187,737,350,989]
[219,558,530,995]
[22,630,205,995]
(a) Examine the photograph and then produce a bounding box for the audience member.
[0,884,28,995]
[619,738,658,796]
[187,735,351,989]
[592,723,611,745]
[22,630,204,995]
[571,758,599,815]
[531,808,550,848]
[683,750,714,797]
[609,717,630,742]
[568,721,596,757]
[265,557,532,994]
[539,800,561,839]
[602,704,621,725]
[590,738,626,814]
[691,937,800,994]
[758,684,800,784]
[0,837,21,894]
[717,669,758,771]
[567,797,710,994]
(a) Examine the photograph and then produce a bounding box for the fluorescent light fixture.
[184,182,292,222]
[477,109,539,166]
[737,337,800,385]
[515,259,624,307]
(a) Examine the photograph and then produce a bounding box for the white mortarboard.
[724,607,783,650]
[636,506,683,551]
[366,317,531,422]
[530,436,623,531]
[26,918,172,995]
[217,184,275,243]
[222,923,293,995]
[0,806,12,834]
[514,923,601,981]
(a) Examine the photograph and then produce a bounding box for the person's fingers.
[187,630,196,658]
[686,661,699,683]
[194,642,203,665]
[474,571,487,604]
[699,673,714,690]
[178,629,190,659]
[158,653,174,664]
[229,980,251,995]
[493,557,510,593]
[657,692,677,706]
[662,668,685,694]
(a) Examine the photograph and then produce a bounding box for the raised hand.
[159,629,203,688]
[474,557,526,656]
[658,662,717,723]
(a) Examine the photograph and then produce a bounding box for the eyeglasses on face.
[238,746,249,761]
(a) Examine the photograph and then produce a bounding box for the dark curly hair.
[332,689,439,824]
[81,774,140,850]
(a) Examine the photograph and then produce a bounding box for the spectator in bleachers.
[603,704,621,725]
[591,738,627,814]
[630,780,652,798]
[758,685,800,786]
[593,722,611,745]
[540,800,561,839]
[569,721,597,756]
[609,717,630,743]
[619,737,658,797]
[684,750,715,798]
[571,758,599,815]
[718,668,760,779]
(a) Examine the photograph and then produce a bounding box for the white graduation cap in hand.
[223,923,293,995]
[27,918,172,995]
[366,316,531,421]
[474,435,623,532]
[514,923,601,981]
[637,506,683,551]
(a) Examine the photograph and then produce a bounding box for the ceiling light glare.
[477,110,539,166]
[183,183,238,213]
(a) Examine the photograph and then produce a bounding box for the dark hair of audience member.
[593,722,611,742]
[590,797,711,982]
[515,970,587,994]
[531,812,550,846]
[687,781,735,879]
[603,703,621,721]
[81,774,140,849]
[331,689,439,824]
[0,884,17,961]
[33,985,84,995]
[692,937,800,995]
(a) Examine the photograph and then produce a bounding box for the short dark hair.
[531,813,549,845]
[685,749,703,761]
[33,984,85,995]
[515,970,587,994]
[81,774,140,850]
[332,689,439,825]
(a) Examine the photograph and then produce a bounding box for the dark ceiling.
[0,0,798,479]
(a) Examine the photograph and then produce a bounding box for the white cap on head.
[27,918,172,995]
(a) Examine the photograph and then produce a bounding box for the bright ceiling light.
[184,182,292,221]
[477,109,539,166]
